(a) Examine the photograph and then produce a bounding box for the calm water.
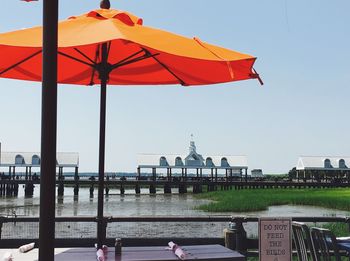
[0,186,214,217]
[0,186,349,238]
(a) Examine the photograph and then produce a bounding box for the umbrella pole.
[97,42,108,248]
[39,0,58,260]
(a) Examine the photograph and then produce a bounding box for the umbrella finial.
[100,0,111,9]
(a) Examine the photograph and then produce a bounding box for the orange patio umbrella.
[0,0,261,256]
[0,7,261,86]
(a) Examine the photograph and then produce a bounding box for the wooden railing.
[1,215,350,257]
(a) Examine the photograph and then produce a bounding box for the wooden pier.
[1,177,350,197]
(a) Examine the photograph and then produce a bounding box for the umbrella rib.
[110,49,186,85]
[88,47,100,86]
[252,68,264,85]
[148,54,186,86]
[140,48,186,85]
[112,53,160,70]
[107,41,112,57]
[0,50,42,76]
[74,48,96,65]
[58,51,94,68]
[110,49,145,69]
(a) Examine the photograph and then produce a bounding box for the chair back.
[292,222,317,261]
[310,227,341,261]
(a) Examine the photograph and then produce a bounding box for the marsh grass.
[322,222,349,237]
[196,188,350,212]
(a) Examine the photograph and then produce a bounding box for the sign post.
[259,218,292,261]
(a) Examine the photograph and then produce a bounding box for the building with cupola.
[137,138,248,181]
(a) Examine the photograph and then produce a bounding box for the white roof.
[0,152,79,167]
[296,156,350,170]
[137,153,247,168]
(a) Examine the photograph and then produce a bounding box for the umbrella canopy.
[0,8,261,86]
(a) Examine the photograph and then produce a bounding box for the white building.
[297,156,349,170]
[0,143,79,178]
[0,151,79,168]
[137,138,248,180]
[296,156,350,181]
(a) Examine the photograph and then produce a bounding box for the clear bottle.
[115,238,122,256]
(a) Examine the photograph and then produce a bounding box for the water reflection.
[57,196,64,216]
[73,199,78,216]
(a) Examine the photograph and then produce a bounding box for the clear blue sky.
[0,0,349,174]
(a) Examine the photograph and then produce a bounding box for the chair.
[292,222,317,261]
[310,227,341,261]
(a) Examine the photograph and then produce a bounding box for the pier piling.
[164,183,171,194]
[149,184,156,194]
[58,183,64,196]
[73,184,79,196]
[179,183,187,194]
[24,183,34,197]
[89,184,94,197]
[135,184,141,194]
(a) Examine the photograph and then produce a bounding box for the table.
[0,245,245,261]
[119,245,245,261]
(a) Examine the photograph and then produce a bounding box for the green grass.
[195,188,350,212]
[322,222,349,237]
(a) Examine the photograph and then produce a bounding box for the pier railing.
[2,178,350,197]
[1,215,350,257]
